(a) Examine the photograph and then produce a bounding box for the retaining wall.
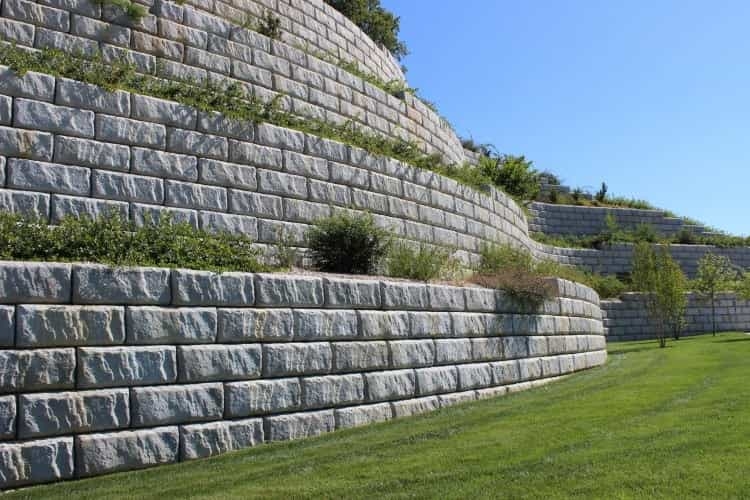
[0,261,606,488]
[602,292,750,341]
[528,202,711,237]
[0,0,464,164]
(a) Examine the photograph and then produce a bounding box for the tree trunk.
[712,292,717,336]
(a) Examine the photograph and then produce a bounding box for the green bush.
[478,243,534,274]
[478,155,540,200]
[306,212,390,274]
[324,0,408,60]
[0,211,267,272]
[385,242,458,281]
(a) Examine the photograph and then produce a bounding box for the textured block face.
[254,274,324,307]
[323,278,380,309]
[435,339,473,365]
[16,305,125,347]
[391,396,440,418]
[73,265,170,305]
[132,95,197,128]
[452,313,488,337]
[77,346,177,388]
[359,311,409,339]
[0,349,75,393]
[0,438,74,488]
[0,262,71,304]
[471,337,504,362]
[0,306,13,347]
[0,395,16,439]
[265,410,335,442]
[13,98,94,138]
[427,285,466,311]
[502,336,529,359]
[56,78,130,116]
[0,66,55,101]
[334,402,392,429]
[74,427,179,477]
[390,340,435,368]
[18,389,130,438]
[171,270,255,306]
[218,308,293,342]
[518,358,542,381]
[333,341,390,374]
[177,344,261,382]
[199,158,256,190]
[7,159,90,195]
[96,115,166,148]
[491,360,521,385]
[126,307,217,344]
[179,419,263,460]
[131,384,224,427]
[457,363,493,390]
[365,370,416,401]
[92,171,164,204]
[131,147,198,181]
[416,366,458,396]
[0,126,54,161]
[380,282,429,310]
[540,357,561,377]
[263,343,332,377]
[225,378,300,417]
[408,312,452,338]
[302,374,365,409]
[294,309,358,340]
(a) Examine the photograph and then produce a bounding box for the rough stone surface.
[365,369,416,401]
[0,438,74,487]
[323,278,380,309]
[265,410,335,441]
[16,305,125,347]
[390,340,435,369]
[0,306,14,347]
[0,262,71,304]
[0,395,16,439]
[131,383,223,427]
[334,402,392,429]
[179,418,263,460]
[171,269,255,306]
[18,389,130,438]
[73,265,170,305]
[75,427,179,477]
[294,309,358,339]
[177,344,261,382]
[302,374,365,409]
[254,274,324,307]
[77,346,177,388]
[263,343,332,377]
[0,349,75,393]
[391,396,440,418]
[359,311,409,339]
[416,366,458,396]
[225,378,300,417]
[126,307,217,344]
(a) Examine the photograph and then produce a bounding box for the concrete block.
[0,395,16,439]
[7,158,90,195]
[0,126,54,161]
[254,274,324,307]
[294,309,358,340]
[471,337,504,361]
[131,147,198,181]
[332,341,389,372]
[179,418,263,460]
[365,369,415,401]
[0,349,75,393]
[56,78,130,116]
[199,158,256,190]
[264,410,335,441]
[435,338,473,364]
[178,344,261,382]
[438,391,477,408]
[77,346,177,388]
[391,396,439,418]
[0,261,71,304]
[262,343,332,377]
[126,306,217,344]
[457,363,493,390]
[95,114,166,148]
[166,180,227,211]
[0,66,55,101]
[217,308,294,342]
[74,427,178,477]
[225,378,300,417]
[389,339,435,368]
[323,277,380,309]
[171,269,254,306]
[416,366,458,396]
[131,383,223,427]
[302,374,365,409]
[73,264,171,305]
[0,437,74,488]
[380,281,429,310]
[92,170,163,203]
[16,305,125,347]
[334,402,392,429]
[18,389,129,438]
[359,311,409,339]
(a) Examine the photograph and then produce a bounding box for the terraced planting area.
[10,333,750,499]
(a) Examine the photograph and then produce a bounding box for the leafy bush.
[478,243,534,274]
[307,213,390,274]
[0,211,266,272]
[478,155,540,200]
[470,270,554,311]
[385,242,458,281]
[324,0,408,60]
[633,223,658,243]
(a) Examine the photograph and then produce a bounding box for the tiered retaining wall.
[528,202,710,237]
[0,262,606,488]
[602,292,750,341]
[0,0,464,164]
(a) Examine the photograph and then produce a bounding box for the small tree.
[631,243,688,347]
[695,253,736,336]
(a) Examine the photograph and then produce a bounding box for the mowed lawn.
[9,333,750,499]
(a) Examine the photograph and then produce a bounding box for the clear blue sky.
[381,0,750,235]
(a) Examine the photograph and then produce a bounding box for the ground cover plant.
[323,0,408,60]
[0,211,267,272]
[11,333,750,499]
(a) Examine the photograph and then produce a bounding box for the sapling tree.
[631,243,688,347]
[695,253,736,336]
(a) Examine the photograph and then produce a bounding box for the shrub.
[470,270,555,311]
[385,242,457,281]
[634,223,658,243]
[595,182,608,202]
[478,243,534,274]
[324,0,408,60]
[306,212,390,274]
[675,227,697,244]
[478,155,540,200]
[0,211,266,272]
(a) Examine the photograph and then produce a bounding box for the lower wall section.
[602,292,750,341]
[0,261,606,489]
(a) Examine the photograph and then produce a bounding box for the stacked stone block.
[0,261,607,488]
[0,0,463,166]
[602,292,750,341]
[528,202,711,238]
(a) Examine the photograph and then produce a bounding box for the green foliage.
[94,0,147,21]
[631,242,688,346]
[478,155,540,201]
[695,253,738,335]
[0,211,266,272]
[595,182,608,202]
[257,10,282,39]
[306,213,390,274]
[534,260,627,299]
[323,0,408,60]
[478,243,534,274]
[633,223,658,243]
[384,242,458,281]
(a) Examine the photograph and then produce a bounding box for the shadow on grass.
[608,344,673,355]
[713,337,750,343]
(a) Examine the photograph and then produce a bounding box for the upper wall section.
[528,202,712,237]
[0,0,464,164]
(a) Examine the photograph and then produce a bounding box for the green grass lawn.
[10,333,750,499]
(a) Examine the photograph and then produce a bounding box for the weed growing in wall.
[93,0,147,21]
[0,211,268,272]
[384,242,460,281]
[306,213,390,274]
